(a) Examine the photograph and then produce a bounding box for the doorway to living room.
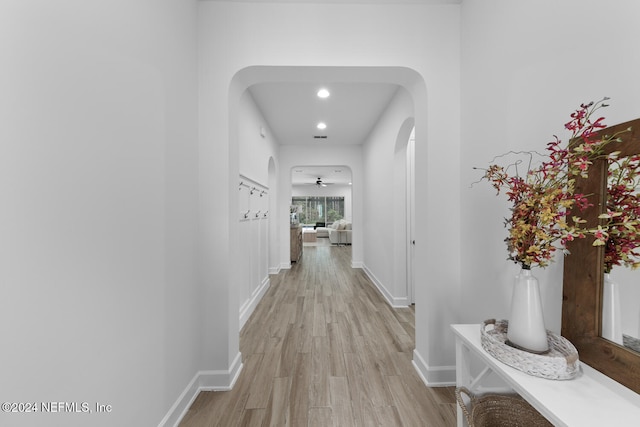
[291,165,353,254]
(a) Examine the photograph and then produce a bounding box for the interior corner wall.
[1,1,200,426]
[460,0,640,334]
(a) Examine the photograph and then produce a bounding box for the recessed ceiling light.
[317,88,330,98]
[317,122,327,130]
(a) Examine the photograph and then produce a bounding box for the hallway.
[179,244,456,426]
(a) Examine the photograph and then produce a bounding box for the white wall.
[362,88,415,307]
[199,1,461,387]
[460,0,640,336]
[1,1,200,426]
[239,90,280,187]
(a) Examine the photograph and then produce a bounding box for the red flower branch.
[477,98,622,268]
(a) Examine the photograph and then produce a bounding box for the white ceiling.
[248,81,399,185]
[248,82,399,146]
[291,166,352,187]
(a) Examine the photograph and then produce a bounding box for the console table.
[452,324,640,427]
[290,226,302,263]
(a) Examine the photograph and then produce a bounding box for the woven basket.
[455,387,553,427]
[481,319,580,380]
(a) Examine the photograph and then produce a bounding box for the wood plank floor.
[179,243,457,427]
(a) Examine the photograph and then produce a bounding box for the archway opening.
[229,64,429,381]
[291,165,353,251]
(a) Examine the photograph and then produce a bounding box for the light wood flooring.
[179,244,457,427]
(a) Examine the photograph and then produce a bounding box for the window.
[291,196,344,225]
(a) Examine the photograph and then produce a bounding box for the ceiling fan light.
[317,122,327,130]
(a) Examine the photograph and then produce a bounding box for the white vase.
[507,268,549,353]
[602,273,623,345]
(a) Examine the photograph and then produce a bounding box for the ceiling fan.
[303,177,333,187]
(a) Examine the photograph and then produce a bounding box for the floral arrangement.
[591,154,640,272]
[477,98,624,269]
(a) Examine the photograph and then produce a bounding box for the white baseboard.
[239,276,270,329]
[268,266,280,275]
[361,264,409,308]
[351,260,363,268]
[412,349,456,387]
[281,262,291,270]
[158,352,243,427]
[157,371,201,427]
[199,351,243,390]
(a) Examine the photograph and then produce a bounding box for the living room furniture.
[314,222,330,238]
[452,323,640,427]
[328,219,352,245]
[290,226,302,262]
[302,228,317,243]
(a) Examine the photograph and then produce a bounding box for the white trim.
[157,371,201,427]
[239,276,270,329]
[412,348,456,387]
[281,262,292,270]
[351,260,363,269]
[269,266,280,275]
[198,351,243,391]
[362,264,409,308]
[158,352,243,427]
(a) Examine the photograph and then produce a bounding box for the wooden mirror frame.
[563,117,640,393]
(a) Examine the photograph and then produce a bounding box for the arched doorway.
[224,65,433,387]
[291,165,353,253]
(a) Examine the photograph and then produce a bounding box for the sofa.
[328,219,352,245]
